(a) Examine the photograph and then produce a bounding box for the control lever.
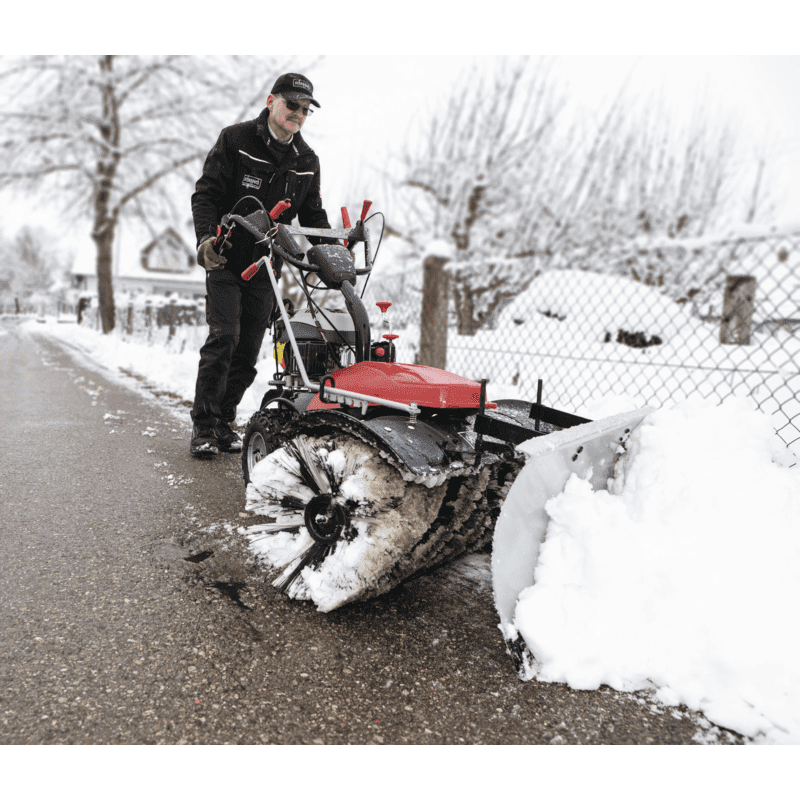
[241,200,292,280]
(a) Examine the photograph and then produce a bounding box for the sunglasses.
[283,99,314,116]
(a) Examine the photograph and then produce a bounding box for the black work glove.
[197,237,227,271]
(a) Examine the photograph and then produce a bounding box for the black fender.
[280,410,489,479]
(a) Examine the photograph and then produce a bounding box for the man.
[189,72,330,456]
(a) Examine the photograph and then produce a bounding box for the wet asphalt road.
[0,318,740,744]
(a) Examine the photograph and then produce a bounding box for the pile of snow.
[499,269,687,342]
[511,397,800,744]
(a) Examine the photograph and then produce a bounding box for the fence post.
[720,275,756,345]
[144,300,152,342]
[167,299,177,343]
[419,254,451,369]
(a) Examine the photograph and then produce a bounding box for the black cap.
[270,73,320,108]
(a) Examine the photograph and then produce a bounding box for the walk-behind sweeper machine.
[216,198,650,676]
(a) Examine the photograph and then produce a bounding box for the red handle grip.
[241,262,260,281]
[270,200,291,220]
[212,224,227,254]
[341,206,352,246]
[360,200,372,220]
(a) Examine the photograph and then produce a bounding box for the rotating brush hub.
[304,494,349,545]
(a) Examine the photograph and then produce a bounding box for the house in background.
[72,220,206,300]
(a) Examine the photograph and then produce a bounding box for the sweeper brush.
[224,198,651,675]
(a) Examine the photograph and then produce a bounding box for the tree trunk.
[453,281,479,336]
[93,228,116,334]
[418,254,450,369]
[93,55,121,334]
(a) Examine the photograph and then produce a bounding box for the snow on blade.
[511,397,800,744]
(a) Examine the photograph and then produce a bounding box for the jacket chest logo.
[242,174,262,190]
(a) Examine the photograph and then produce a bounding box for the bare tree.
[554,92,775,309]
[393,58,585,335]
[394,57,771,337]
[16,227,57,293]
[0,55,301,332]
[571,98,745,244]
[0,226,72,311]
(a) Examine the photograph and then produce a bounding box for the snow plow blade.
[491,407,653,679]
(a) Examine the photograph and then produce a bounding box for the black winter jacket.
[191,107,330,280]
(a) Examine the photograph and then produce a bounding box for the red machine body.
[306,362,498,412]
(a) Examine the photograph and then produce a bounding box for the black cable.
[359,212,385,299]
[229,195,266,216]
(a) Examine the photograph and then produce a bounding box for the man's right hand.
[197,237,227,271]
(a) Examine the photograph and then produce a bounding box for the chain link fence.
[59,230,799,455]
[386,229,799,455]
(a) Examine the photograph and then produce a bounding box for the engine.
[276,309,356,380]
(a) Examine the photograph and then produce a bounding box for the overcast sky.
[309,55,800,224]
[3,55,799,240]
[3,3,800,241]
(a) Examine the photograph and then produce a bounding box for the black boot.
[214,419,242,452]
[191,422,219,456]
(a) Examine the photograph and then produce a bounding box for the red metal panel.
[306,362,497,411]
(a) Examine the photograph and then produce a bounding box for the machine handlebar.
[233,198,375,281]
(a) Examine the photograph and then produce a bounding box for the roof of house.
[71,219,206,285]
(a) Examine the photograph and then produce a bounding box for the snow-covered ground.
[20,312,800,744]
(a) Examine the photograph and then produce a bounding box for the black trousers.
[191,269,275,425]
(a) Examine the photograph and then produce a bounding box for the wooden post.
[720,275,756,345]
[167,299,177,342]
[418,254,451,369]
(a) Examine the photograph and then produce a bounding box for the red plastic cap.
[376,302,392,313]
[341,207,352,246]
[383,333,399,341]
[270,200,291,220]
[375,347,385,357]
